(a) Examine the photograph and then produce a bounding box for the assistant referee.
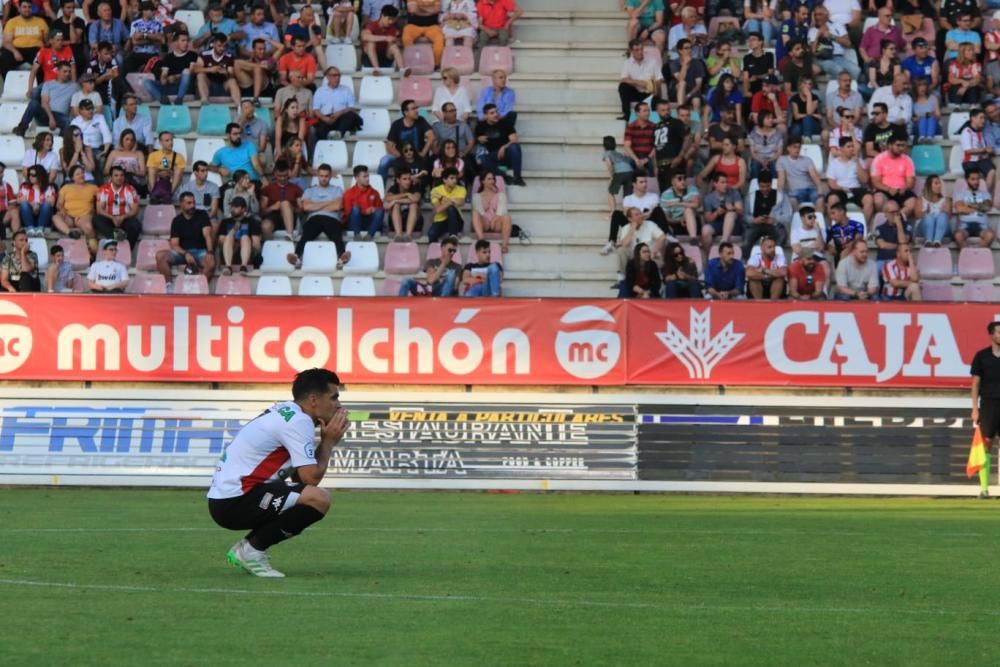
[971,322,1000,498]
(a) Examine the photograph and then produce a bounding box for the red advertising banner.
[0,295,993,387]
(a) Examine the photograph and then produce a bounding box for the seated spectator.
[619,242,661,298]
[196,32,241,107]
[472,171,512,252]
[826,202,865,263]
[277,37,317,89]
[706,41,741,89]
[312,67,363,140]
[147,131,186,203]
[604,175,661,254]
[476,0,521,47]
[431,138,465,186]
[222,170,261,219]
[911,78,941,143]
[14,60,77,137]
[953,170,996,249]
[94,165,140,249]
[432,68,473,122]
[329,0,358,44]
[747,110,784,180]
[961,108,997,192]
[432,106,475,172]
[706,75,743,124]
[259,161,303,239]
[475,103,525,185]
[870,137,918,219]
[441,0,478,46]
[707,103,746,153]
[788,251,829,300]
[211,123,264,183]
[665,39,707,106]
[809,5,858,81]
[780,40,816,96]
[234,37,277,105]
[274,98,308,162]
[945,14,981,62]
[624,0,666,45]
[287,163,351,268]
[284,137,312,190]
[863,102,906,159]
[105,129,147,197]
[701,173,742,250]
[399,234,461,296]
[178,161,221,226]
[948,42,984,106]
[428,168,466,241]
[60,124,96,184]
[70,99,112,174]
[750,76,788,130]
[23,29,74,115]
[157,192,216,290]
[219,196,260,276]
[826,72,866,131]
[402,0,445,69]
[902,38,940,91]
[776,137,822,212]
[192,4,239,56]
[274,67,316,123]
[652,98,693,191]
[361,5,405,75]
[916,174,951,247]
[862,39,901,100]
[46,243,81,292]
[658,172,699,239]
[776,4,809,62]
[125,2,164,75]
[477,69,517,123]
[385,171,423,240]
[742,1,775,47]
[742,32,775,97]
[698,136,746,191]
[86,41,123,116]
[85,2,128,69]
[0,163,19,240]
[788,77,823,142]
[743,172,785,257]
[827,107,864,160]
[53,165,98,247]
[53,0,87,71]
[881,242,921,301]
[460,238,503,296]
[239,6,281,61]
[661,242,702,298]
[86,238,129,292]
[238,98,271,159]
[622,101,654,176]
[745,235,787,299]
[874,200,913,274]
[343,165,385,240]
[379,99,435,182]
[0,230,40,292]
[17,165,56,235]
[288,5,327,69]
[668,7,708,60]
[834,238,879,300]
[143,31,197,106]
[790,203,825,259]
[704,240,744,299]
[987,31,1000,97]
[0,1,47,80]
[859,8,904,66]
[23,132,60,183]
[392,142,431,195]
[112,94,155,152]
[615,206,665,280]
[868,72,912,133]
[825,137,873,221]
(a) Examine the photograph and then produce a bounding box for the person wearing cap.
[156,191,216,289]
[193,4,241,55]
[0,1,49,78]
[788,250,829,300]
[125,1,164,74]
[70,97,113,175]
[94,164,140,248]
[194,32,241,108]
[26,29,76,106]
[86,238,129,293]
[71,72,104,117]
[901,38,940,92]
[219,195,261,276]
[14,60,78,136]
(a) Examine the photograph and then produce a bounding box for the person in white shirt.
[824,136,873,221]
[207,368,348,578]
[312,67,363,139]
[431,67,473,122]
[960,108,997,193]
[616,205,666,275]
[70,98,112,173]
[867,73,912,131]
[618,39,663,119]
[745,235,787,299]
[809,6,860,81]
[86,238,129,292]
[823,0,862,33]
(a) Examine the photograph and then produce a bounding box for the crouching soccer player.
[207,368,348,577]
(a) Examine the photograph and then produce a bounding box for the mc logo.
[0,300,33,373]
[554,306,621,380]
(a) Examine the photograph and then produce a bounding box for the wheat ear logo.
[654,308,744,379]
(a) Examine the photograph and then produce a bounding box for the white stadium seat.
[312,140,348,171]
[357,108,391,139]
[0,135,25,166]
[28,237,48,270]
[342,241,379,274]
[947,112,969,139]
[260,240,296,273]
[301,241,340,273]
[0,103,27,133]
[192,138,226,166]
[351,141,386,170]
[2,71,30,101]
[358,75,394,107]
[298,275,335,296]
[256,275,293,295]
[174,10,205,35]
[339,276,376,296]
[325,44,357,73]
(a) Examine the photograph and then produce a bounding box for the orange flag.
[967,427,987,478]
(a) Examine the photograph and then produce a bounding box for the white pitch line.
[0,578,993,618]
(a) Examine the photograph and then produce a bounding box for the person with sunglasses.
[378,99,434,183]
[398,234,461,296]
[17,165,56,236]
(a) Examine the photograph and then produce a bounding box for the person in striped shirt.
[93,165,140,249]
[880,242,921,301]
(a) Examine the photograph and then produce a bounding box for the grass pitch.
[1,489,998,666]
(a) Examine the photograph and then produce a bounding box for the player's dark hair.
[293,368,341,400]
[603,136,616,151]
[989,322,1000,334]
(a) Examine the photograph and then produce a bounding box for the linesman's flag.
[967,427,987,478]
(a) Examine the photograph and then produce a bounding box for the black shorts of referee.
[981,399,1000,440]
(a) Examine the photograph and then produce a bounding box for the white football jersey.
[207,401,318,499]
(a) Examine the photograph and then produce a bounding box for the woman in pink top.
[472,171,512,252]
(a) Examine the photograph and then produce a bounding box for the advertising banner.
[0,295,995,387]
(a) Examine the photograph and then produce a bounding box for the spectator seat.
[115,240,132,267]
[196,104,232,136]
[478,46,513,75]
[357,107,391,139]
[381,275,402,296]
[156,105,193,135]
[126,73,155,102]
[192,138,226,166]
[127,272,168,294]
[799,143,824,172]
[173,274,210,294]
[947,145,965,176]
[403,44,435,75]
[135,239,171,271]
[339,275,377,296]
[383,241,420,274]
[912,145,945,177]
[3,165,19,190]
[58,237,90,270]
[958,247,995,280]
[256,275,293,295]
[442,43,475,75]
[358,75,394,107]
[142,204,175,235]
[1,71,30,101]
[920,281,954,301]
[0,134,25,166]
[312,140,349,171]
[349,173,385,197]
[260,240,296,273]
[174,9,205,35]
[915,247,953,280]
[962,281,995,302]
[0,103,26,133]
[947,112,969,139]
[351,140,387,170]
[399,75,433,107]
[325,44,358,72]
[215,274,253,295]
[301,241,339,273]
[28,237,48,270]
[298,275,336,295]
[342,241,379,273]
[681,243,704,277]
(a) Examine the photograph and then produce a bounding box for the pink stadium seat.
[958,247,995,280]
[708,244,743,261]
[459,76,480,101]
[173,274,209,294]
[403,44,435,75]
[644,177,659,195]
[214,274,253,295]
[489,240,502,264]
[398,75,433,107]
[441,44,475,75]
[915,247,953,280]
[142,205,175,235]
[962,281,996,302]
[478,46,513,75]
[383,241,421,274]
[116,240,132,267]
[921,281,954,301]
[58,237,90,270]
[135,239,171,271]
[126,73,155,102]
[381,276,402,296]
[682,243,703,277]
[126,272,167,294]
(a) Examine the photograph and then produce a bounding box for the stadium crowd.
[610,0,1000,301]
[0,0,519,297]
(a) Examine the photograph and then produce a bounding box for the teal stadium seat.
[156,104,192,135]
[196,104,232,135]
[912,145,945,177]
[256,107,273,130]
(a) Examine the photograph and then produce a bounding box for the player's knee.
[299,485,331,514]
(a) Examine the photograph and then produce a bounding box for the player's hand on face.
[320,408,349,445]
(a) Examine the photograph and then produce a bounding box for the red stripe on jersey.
[240,447,289,493]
